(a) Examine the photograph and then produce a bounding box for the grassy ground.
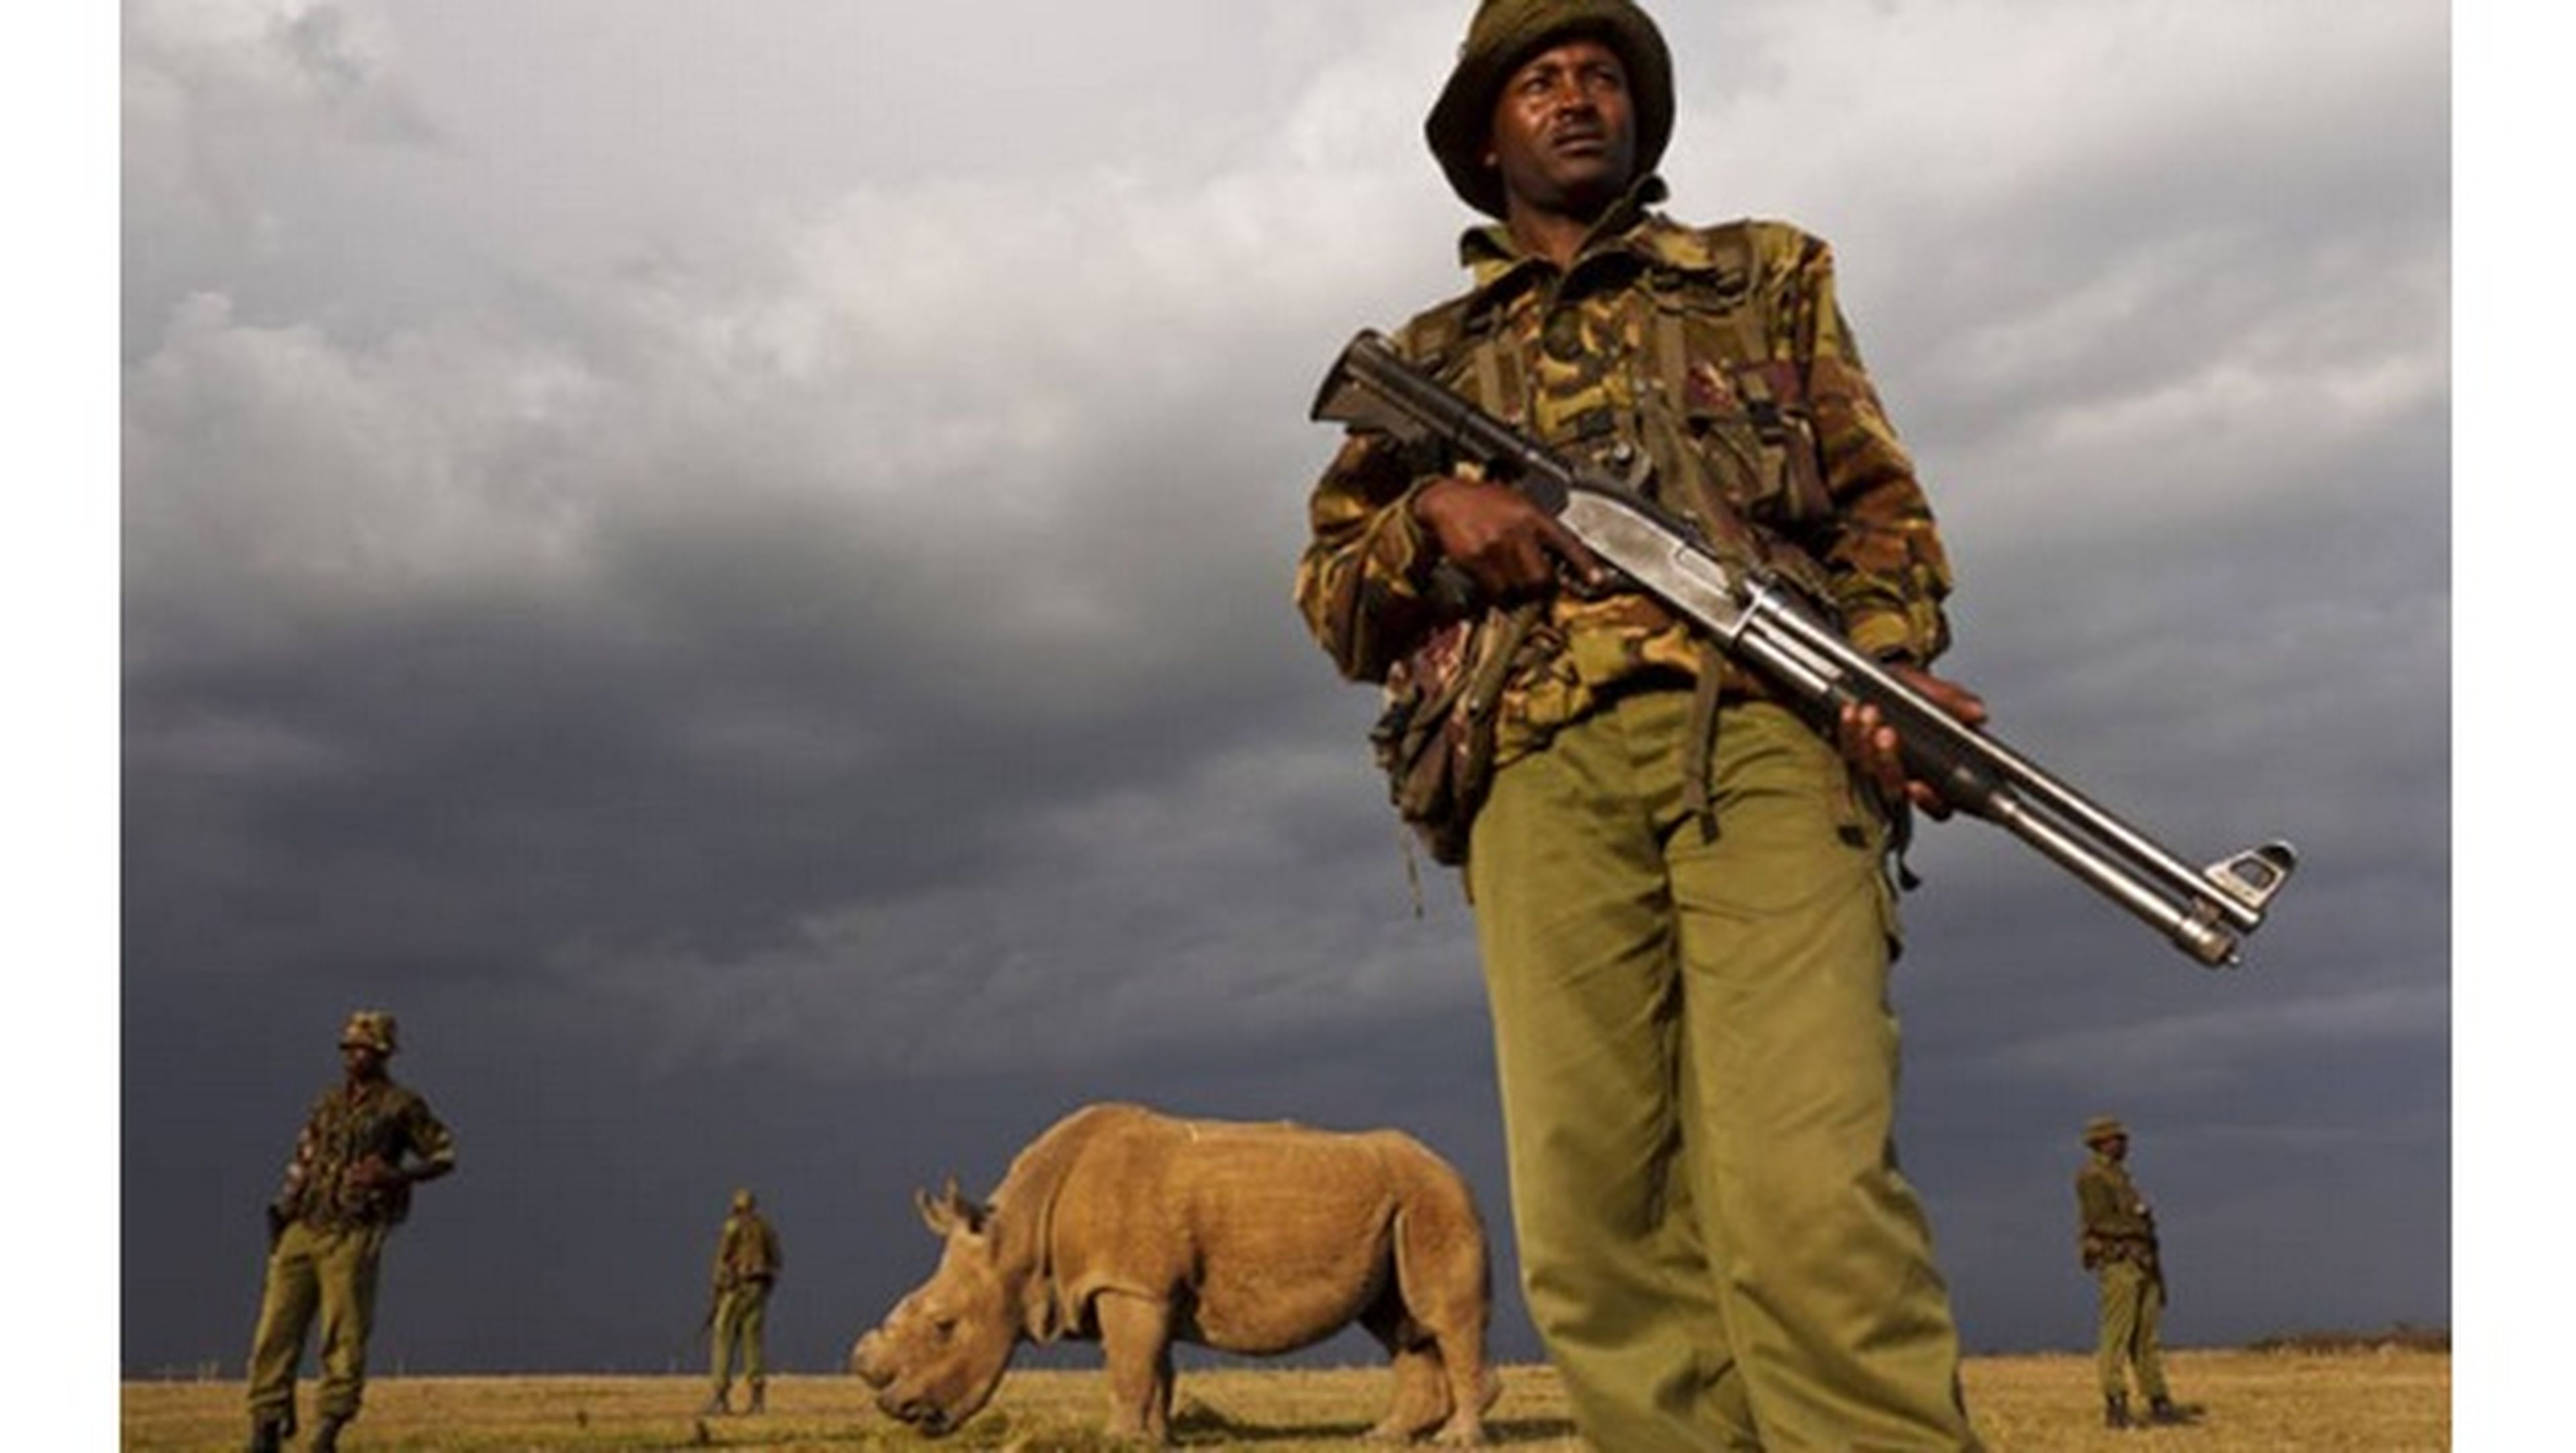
[121,1348,2449,1451]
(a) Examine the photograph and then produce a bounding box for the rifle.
[664,1293,718,1377]
[1311,329,2297,967]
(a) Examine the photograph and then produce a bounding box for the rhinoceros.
[849,1102,1497,1445]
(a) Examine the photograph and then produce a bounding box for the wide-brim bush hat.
[1426,0,1675,218]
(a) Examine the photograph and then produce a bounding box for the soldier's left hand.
[1837,666,1987,817]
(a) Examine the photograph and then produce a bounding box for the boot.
[747,1381,766,1415]
[241,1414,288,1453]
[701,1387,733,1417]
[309,1413,352,1452]
[2146,1395,2196,1426]
[2104,1392,2133,1430]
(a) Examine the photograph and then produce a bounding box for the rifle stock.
[1312,329,2296,967]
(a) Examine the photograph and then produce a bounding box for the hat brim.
[1426,3,1674,219]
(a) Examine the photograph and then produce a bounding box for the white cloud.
[124,0,431,258]
[1646,1,2449,543]
[1674,1,2443,226]
[123,292,609,654]
[127,0,405,117]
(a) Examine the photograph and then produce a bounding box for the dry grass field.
[121,1348,2448,1452]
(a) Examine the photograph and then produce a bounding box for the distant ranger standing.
[705,1188,784,1415]
[2076,1116,2190,1429]
[241,1011,457,1453]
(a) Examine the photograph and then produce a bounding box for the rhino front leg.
[1093,1293,1177,1444]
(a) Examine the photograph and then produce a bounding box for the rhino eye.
[932,1317,957,1342]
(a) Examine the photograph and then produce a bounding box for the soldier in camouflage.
[1295,2,1985,1447]
[2076,1116,2192,1429]
[241,1011,456,1453]
[704,1187,784,1415]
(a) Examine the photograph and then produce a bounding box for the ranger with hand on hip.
[2076,1116,2194,1430]
[241,1010,456,1453]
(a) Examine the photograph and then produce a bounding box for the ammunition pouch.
[1634,234,1843,611]
[1372,600,1544,865]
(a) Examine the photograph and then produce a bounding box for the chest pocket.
[1426,311,1525,428]
[1388,299,1531,480]
[1638,256,1835,533]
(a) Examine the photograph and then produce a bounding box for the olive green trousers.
[711,1281,772,1396]
[1467,692,1980,1452]
[246,1221,388,1425]
[2094,1260,2168,1401]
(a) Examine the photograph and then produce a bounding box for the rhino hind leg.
[1446,1366,1505,1448]
[1360,1297,1454,1443]
[1384,1185,1495,1446]
[1093,1292,1179,1446]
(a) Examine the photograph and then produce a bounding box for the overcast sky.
[99,0,2467,1400]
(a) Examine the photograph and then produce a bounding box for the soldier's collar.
[1456,174,1672,289]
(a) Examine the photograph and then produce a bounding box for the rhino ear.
[942,1175,994,1235]
[916,1176,989,1238]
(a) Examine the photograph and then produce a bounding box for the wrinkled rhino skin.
[851,1102,1497,1445]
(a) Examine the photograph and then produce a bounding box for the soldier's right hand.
[1412,476,1605,598]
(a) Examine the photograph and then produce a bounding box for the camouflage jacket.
[713,1212,784,1290]
[272,1077,456,1232]
[1295,178,1954,771]
[2076,1153,2159,1270]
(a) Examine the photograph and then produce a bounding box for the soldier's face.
[341,1042,386,1081]
[1484,38,1637,217]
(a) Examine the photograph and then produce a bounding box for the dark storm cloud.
[121,0,2447,1381]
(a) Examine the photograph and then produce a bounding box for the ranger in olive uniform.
[1295,2,1984,1448]
[704,1188,784,1415]
[2076,1116,2190,1429]
[242,1011,456,1453]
